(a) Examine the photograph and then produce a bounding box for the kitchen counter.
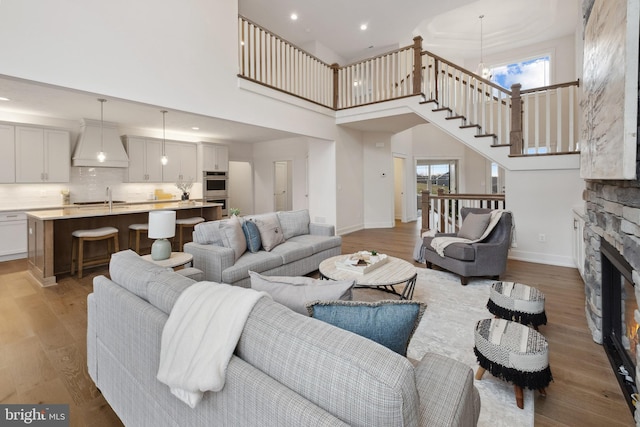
[26,201,222,287]
[25,200,219,220]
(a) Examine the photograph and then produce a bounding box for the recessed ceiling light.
[191,127,200,130]
[0,96,10,101]
[290,13,298,20]
[360,24,368,31]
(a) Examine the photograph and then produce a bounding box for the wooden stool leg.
[71,237,77,275]
[475,366,486,380]
[179,225,184,251]
[77,238,84,279]
[514,385,524,409]
[113,234,120,253]
[538,388,547,397]
[135,230,141,254]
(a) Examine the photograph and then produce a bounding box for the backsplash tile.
[0,167,202,211]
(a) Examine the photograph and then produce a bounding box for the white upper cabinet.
[15,126,70,183]
[202,144,228,171]
[124,136,163,182]
[163,141,197,183]
[0,124,15,183]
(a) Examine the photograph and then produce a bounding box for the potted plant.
[175,177,194,201]
[369,250,379,263]
[229,207,241,216]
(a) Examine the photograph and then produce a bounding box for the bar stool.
[175,217,204,251]
[71,227,120,279]
[128,223,149,254]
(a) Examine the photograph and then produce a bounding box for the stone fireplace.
[583,181,640,415]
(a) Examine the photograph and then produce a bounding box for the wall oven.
[203,171,228,216]
[206,198,228,216]
[203,171,228,198]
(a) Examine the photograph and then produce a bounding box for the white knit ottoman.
[487,281,547,328]
[474,318,552,409]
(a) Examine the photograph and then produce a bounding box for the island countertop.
[26,201,222,287]
[25,200,222,220]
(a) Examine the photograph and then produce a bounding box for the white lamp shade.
[148,210,176,239]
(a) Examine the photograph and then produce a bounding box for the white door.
[393,156,406,222]
[274,161,291,211]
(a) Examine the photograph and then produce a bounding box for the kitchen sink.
[74,200,127,205]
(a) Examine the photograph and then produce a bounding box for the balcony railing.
[237,16,580,156]
[420,189,506,235]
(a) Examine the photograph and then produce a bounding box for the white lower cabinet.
[0,212,27,260]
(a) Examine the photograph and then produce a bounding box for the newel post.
[331,63,340,110]
[510,83,523,155]
[412,36,423,95]
[421,190,431,234]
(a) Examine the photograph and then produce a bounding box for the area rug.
[401,268,534,426]
[359,267,534,426]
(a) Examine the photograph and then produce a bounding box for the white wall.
[335,127,365,234]
[308,139,336,227]
[0,0,338,143]
[251,137,309,214]
[506,168,584,266]
[228,161,253,215]
[363,132,394,228]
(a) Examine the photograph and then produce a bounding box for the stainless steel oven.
[203,171,228,199]
[206,198,228,216]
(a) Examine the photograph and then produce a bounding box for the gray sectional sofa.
[184,209,342,287]
[88,250,481,426]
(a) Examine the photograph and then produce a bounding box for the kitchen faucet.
[106,186,112,211]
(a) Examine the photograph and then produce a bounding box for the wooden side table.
[141,252,193,269]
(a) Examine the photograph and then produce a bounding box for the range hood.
[72,118,129,167]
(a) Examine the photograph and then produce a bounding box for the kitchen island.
[26,201,221,286]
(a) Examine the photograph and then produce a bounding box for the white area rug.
[406,268,534,427]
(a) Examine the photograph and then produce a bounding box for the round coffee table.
[319,254,417,300]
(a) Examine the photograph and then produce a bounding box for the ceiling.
[0,0,579,143]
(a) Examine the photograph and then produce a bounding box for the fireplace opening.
[601,239,637,413]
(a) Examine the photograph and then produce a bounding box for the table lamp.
[148,210,176,261]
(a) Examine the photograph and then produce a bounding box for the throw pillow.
[193,220,224,245]
[306,300,426,356]
[251,213,285,251]
[242,220,262,253]
[457,212,492,240]
[249,271,354,315]
[277,209,311,239]
[220,215,247,261]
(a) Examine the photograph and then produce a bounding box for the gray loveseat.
[88,250,481,426]
[184,209,342,287]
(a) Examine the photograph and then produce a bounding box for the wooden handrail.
[422,50,512,96]
[420,189,506,234]
[519,79,580,95]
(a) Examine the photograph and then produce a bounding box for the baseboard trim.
[509,249,575,268]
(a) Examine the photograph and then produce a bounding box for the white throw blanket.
[157,281,268,408]
[430,210,506,257]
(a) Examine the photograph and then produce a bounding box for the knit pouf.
[474,318,552,409]
[487,281,547,328]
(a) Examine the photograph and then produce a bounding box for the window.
[416,160,458,217]
[489,55,551,91]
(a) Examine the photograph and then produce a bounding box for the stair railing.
[237,16,580,156]
[420,189,506,235]
[421,50,513,147]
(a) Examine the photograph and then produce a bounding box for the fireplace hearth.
[601,239,637,412]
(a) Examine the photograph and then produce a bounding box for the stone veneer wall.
[583,180,640,344]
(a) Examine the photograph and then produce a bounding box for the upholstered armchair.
[422,207,513,285]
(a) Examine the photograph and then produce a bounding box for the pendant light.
[477,15,491,79]
[97,98,107,163]
[160,110,168,165]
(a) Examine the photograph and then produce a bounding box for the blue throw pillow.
[242,220,262,253]
[306,300,426,356]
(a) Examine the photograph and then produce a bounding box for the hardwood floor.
[0,220,633,426]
